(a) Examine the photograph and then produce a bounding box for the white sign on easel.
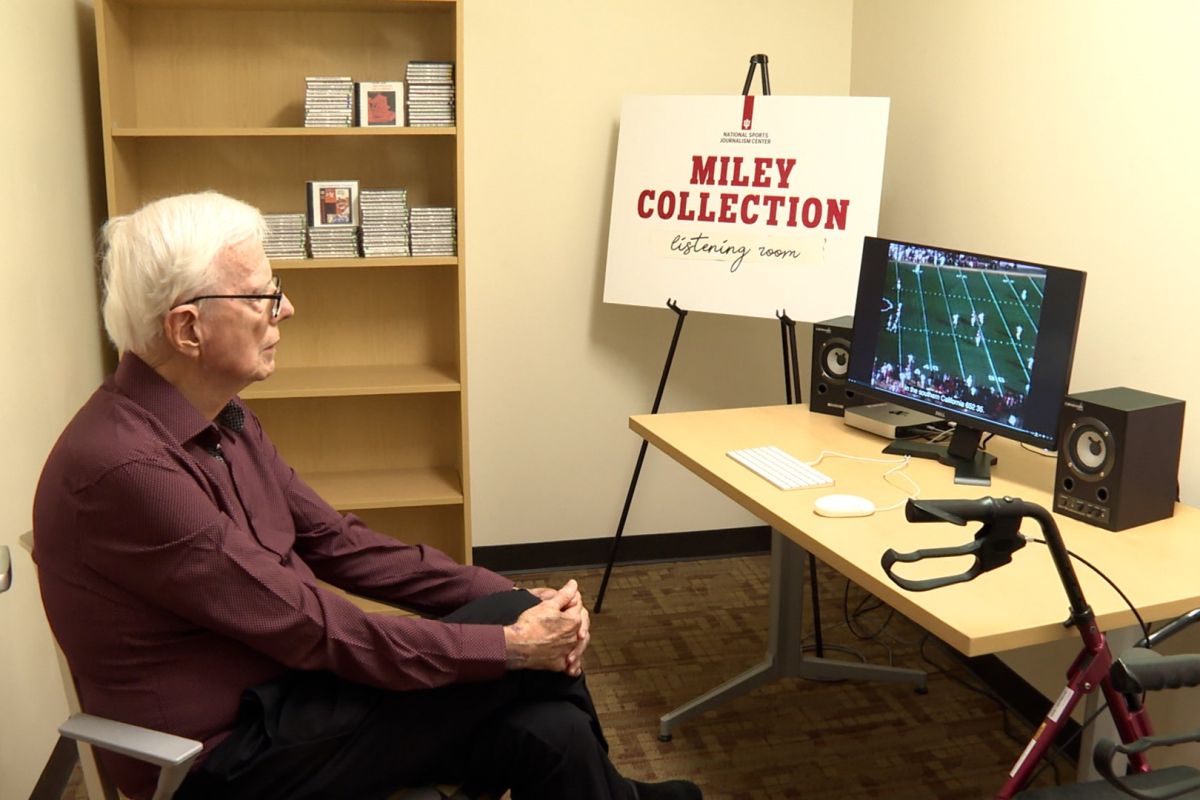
[603,95,890,320]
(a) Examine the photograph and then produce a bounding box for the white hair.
[100,191,266,355]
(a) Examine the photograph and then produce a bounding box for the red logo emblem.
[742,96,755,130]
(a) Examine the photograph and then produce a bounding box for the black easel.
[595,300,687,612]
[596,55,819,615]
[743,52,771,96]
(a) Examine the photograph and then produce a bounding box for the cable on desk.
[806,450,921,512]
[893,425,954,443]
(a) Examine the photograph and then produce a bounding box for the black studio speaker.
[1055,387,1185,531]
[810,316,866,417]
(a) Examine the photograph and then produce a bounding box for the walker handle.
[881,497,1028,593]
[1113,648,1200,694]
[881,539,991,592]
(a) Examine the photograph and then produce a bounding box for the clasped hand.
[503,579,590,677]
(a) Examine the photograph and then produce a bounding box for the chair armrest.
[59,713,203,800]
[60,713,202,767]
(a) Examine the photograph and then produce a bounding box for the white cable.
[805,450,921,512]
[925,427,955,444]
[807,450,908,467]
[878,458,920,511]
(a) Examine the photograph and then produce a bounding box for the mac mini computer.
[843,402,949,439]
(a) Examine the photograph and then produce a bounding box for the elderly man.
[33,192,701,800]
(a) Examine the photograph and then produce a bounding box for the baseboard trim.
[474,527,1080,766]
[472,525,771,574]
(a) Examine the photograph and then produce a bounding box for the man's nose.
[276,292,296,321]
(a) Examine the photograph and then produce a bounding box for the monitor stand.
[883,424,997,486]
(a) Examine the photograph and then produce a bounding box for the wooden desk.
[631,404,1200,741]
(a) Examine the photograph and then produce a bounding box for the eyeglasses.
[176,275,284,319]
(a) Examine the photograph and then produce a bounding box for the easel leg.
[779,312,794,404]
[786,313,802,406]
[599,53,771,612]
[595,300,688,613]
[742,53,771,95]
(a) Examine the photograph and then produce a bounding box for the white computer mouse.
[813,494,877,518]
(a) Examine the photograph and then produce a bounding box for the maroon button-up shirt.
[33,354,513,799]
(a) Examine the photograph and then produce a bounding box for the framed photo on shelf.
[307,180,359,226]
[356,81,405,127]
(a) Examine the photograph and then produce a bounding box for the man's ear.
[162,306,202,359]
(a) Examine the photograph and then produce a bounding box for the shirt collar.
[113,352,239,446]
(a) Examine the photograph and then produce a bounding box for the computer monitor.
[845,236,1086,485]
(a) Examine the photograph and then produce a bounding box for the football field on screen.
[878,259,1044,397]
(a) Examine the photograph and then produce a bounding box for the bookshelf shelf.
[271,256,458,271]
[241,364,460,400]
[111,126,455,138]
[306,466,463,512]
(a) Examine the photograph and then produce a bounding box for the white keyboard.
[727,446,834,490]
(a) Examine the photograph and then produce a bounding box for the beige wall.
[851,0,1200,766]
[8,0,1200,792]
[464,0,855,547]
[1,0,108,795]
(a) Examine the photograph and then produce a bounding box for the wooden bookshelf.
[95,0,472,561]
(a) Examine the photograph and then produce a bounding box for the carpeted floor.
[552,555,1075,799]
[64,555,1077,798]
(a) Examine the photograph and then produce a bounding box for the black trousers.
[176,590,634,800]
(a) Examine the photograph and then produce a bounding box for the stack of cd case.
[359,189,410,257]
[262,214,307,260]
[307,226,360,258]
[304,76,355,127]
[409,207,457,256]
[405,61,455,127]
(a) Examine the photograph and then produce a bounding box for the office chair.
[14,531,202,800]
[15,532,476,800]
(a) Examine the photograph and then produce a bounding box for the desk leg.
[659,530,926,740]
[1075,625,1140,782]
[657,529,795,739]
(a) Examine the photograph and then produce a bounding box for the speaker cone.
[1065,417,1114,480]
[820,338,852,382]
